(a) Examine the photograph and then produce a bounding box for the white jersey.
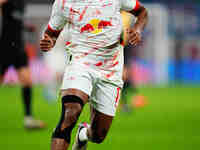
[48,0,140,47]
[48,0,140,87]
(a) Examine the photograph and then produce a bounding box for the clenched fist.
[127,28,142,47]
[40,34,56,52]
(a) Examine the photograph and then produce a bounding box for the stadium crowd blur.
[1,0,200,86]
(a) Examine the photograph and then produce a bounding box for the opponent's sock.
[22,86,32,116]
[79,127,88,142]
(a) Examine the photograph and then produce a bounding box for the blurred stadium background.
[1,0,200,149]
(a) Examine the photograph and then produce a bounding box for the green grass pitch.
[0,85,200,150]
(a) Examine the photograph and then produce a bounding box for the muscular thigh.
[61,64,93,102]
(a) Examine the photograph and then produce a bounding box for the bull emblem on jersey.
[80,19,112,34]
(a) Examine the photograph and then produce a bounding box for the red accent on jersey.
[105,70,116,78]
[65,41,71,45]
[47,24,62,35]
[98,20,112,29]
[80,24,95,33]
[133,0,141,11]
[70,8,80,14]
[79,6,88,21]
[95,61,103,67]
[109,61,119,68]
[102,3,112,7]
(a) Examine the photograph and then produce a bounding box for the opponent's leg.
[0,63,10,84]
[121,66,136,112]
[17,67,45,129]
[51,89,89,150]
[0,75,3,84]
[72,81,119,150]
[17,67,32,116]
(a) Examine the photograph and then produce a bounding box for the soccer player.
[40,0,148,149]
[0,0,45,129]
[120,11,137,112]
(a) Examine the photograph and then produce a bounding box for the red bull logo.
[80,19,112,34]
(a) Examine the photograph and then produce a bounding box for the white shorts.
[61,64,122,116]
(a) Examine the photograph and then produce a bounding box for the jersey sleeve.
[48,0,67,33]
[120,0,141,12]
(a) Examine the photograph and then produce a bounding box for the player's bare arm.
[40,28,61,52]
[128,5,148,46]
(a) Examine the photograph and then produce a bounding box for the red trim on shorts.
[133,0,141,11]
[115,87,121,107]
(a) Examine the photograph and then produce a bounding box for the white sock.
[79,127,88,142]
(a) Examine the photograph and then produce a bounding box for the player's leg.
[0,65,8,84]
[89,107,113,143]
[51,89,89,150]
[51,65,92,150]
[72,107,113,150]
[17,67,32,115]
[16,66,45,128]
[121,65,135,112]
[0,50,11,84]
[15,50,45,129]
[72,81,121,150]
[121,43,138,113]
[0,63,10,84]
[0,75,3,84]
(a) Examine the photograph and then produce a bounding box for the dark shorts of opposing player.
[124,44,133,67]
[0,43,28,75]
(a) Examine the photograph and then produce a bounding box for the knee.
[52,95,84,143]
[20,75,32,86]
[20,77,32,87]
[62,102,82,126]
[61,95,83,124]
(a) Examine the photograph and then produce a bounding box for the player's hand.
[40,34,55,52]
[127,28,142,47]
